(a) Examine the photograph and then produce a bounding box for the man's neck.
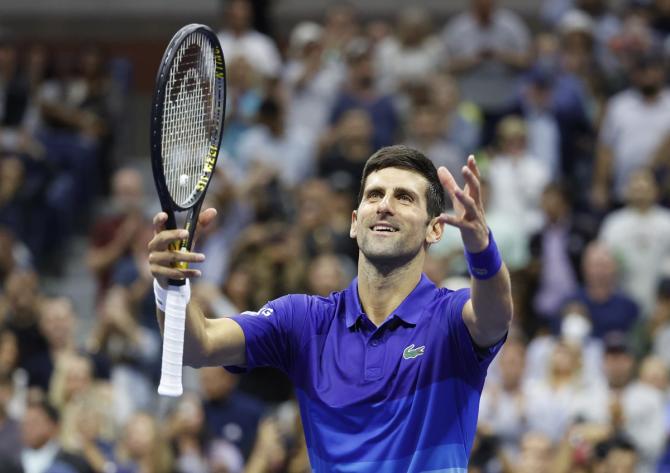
[357,253,424,326]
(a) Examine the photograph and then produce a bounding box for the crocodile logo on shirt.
[403,344,425,359]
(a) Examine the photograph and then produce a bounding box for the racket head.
[150,23,226,218]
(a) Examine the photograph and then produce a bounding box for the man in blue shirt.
[149,145,513,472]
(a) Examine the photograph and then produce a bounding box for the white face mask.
[561,313,592,346]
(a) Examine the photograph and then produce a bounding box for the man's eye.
[368,191,382,199]
[398,194,413,202]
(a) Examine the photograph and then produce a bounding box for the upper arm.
[203,317,247,367]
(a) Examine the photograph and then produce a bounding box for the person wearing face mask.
[592,50,670,210]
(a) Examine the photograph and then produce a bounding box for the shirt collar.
[344,273,437,328]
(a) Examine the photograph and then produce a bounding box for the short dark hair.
[357,145,446,218]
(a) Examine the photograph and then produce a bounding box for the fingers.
[466,154,481,180]
[461,165,481,205]
[149,264,202,281]
[149,250,205,266]
[148,229,188,252]
[153,212,168,235]
[197,207,217,227]
[437,166,464,212]
[455,188,479,219]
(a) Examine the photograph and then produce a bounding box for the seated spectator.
[524,339,609,442]
[329,38,398,149]
[593,50,670,209]
[200,367,266,460]
[426,73,482,156]
[87,166,150,301]
[442,0,532,145]
[374,6,444,94]
[236,96,315,188]
[317,108,374,193]
[530,182,589,324]
[602,332,665,472]
[0,374,22,472]
[486,116,551,237]
[283,21,345,139]
[599,168,670,317]
[562,241,639,339]
[115,412,173,473]
[478,339,528,461]
[404,104,465,172]
[216,0,282,79]
[20,399,90,473]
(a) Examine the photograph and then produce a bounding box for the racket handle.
[157,285,188,397]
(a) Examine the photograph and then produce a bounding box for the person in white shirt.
[374,6,444,94]
[593,51,670,208]
[599,169,670,316]
[217,0,282,79]
[486,116,551,237]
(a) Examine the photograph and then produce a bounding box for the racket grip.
[157,285,188,397]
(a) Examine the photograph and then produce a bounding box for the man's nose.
[376,195,394,214]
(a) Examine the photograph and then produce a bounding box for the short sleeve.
[225,294,309,376]
[439,288,506,374]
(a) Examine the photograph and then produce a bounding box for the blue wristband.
[464,230,502,280]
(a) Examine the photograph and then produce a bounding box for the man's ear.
[426,217,444,245]
[350,210,358,239]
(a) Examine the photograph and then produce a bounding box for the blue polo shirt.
[228,274,504,472]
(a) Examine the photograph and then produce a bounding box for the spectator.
[562,241,639,339]
[0,374,22,472]
[426,73,482,156]
[115,412,173,473]
[404,104,465,172]
[216,0,282,79]
[318,108,374,193]
[200,366,265,460]
[87,166,149,300]
[599,168,670,317]
[485,116,551,237]
[236,96,315,188]
[443,0,532,145]
[20,399,89,473]
[283,21,345,139]
[374,7,444,94]
[524,339,608,442]
[478,339,528,461]
[602,332,665,472]
[593,50,670,208]
[530,182,589,323]
[329,38,399,149]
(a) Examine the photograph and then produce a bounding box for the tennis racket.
[150,24,226,397]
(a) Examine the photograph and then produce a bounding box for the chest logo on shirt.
[402,344,425,360]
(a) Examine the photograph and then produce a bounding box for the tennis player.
[149,145,512,472]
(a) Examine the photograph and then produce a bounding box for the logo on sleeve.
[403,344,425,359]
[241,306,274,317]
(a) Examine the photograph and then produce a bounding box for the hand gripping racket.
[150,24,226,396]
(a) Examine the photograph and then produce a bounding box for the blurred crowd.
[3,0,670,471]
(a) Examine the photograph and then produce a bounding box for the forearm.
[469,264,513,345]
[156,300,210,368]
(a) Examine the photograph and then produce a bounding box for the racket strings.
[162,32,218,207]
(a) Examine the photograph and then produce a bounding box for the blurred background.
[2,0,670,472]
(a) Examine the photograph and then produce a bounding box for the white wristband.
[154,279,191,312]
